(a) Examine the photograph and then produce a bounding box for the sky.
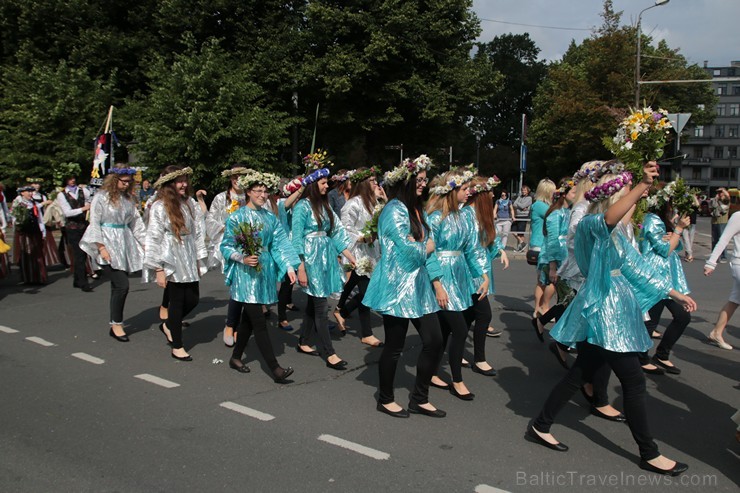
[472,0,740,68]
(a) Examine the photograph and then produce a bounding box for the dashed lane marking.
[25,336,55,347]
[219,402,275,421]
[134,374,180,388]
[0,325,19,334]
[475,486,511,493]
[317,434,390,460]
[71,352,105,365]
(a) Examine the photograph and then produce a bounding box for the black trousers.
[66,227,88,287]
[463,294,492,363]
[102,265,129,324]
[277,275,293,322]
[339,272,373,337]
[231,302,279,371]
[378,313,443,405]
[299,296,335,359]
[533,342,660,460]
[337,269,361,310]
[437,310,469,382]
[640,299,690,363]
[57,227,68,265]
[166,282,199,349]
[225,298,244,328]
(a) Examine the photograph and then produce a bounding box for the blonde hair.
[586,174,630,215]
[101,170,134,206]
[534,178,556,205]
[573,179,596,204]
[425,171,460,219]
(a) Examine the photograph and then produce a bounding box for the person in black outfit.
[55,176,92,291]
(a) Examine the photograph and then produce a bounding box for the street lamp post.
[635,0,670,107]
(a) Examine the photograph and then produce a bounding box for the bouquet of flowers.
[603,106,673,180]
[360,202,385,246]
[233,221,264,272]
[303,149,333,172]
[646,178,700,217]
[226,199,240,214]
[354,256,376,277]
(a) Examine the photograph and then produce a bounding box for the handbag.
[526,249,539,266]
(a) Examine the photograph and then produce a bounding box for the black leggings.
[437,310,469,382]
[102,265,129,324]
[166,282,199,349]
[463,294,492,363]
[299,296,335,360]
[640,299,690,363]
[339,272,373,338]
[231,302,279,371]
[533,342,660,460]
[337,269,361,311]
[378,313,443,405]
[277,275,293,322]
[225,298,245,328]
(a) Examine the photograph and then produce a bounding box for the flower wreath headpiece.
[469,176,502,196]
[222,166,252,177]
[303,149,333,173]
[590,160,625,183]
[17,185,35,193]
[383,154,434,186]
[237,171,281,194]
[572,161,606,183]
[553,178,576,200]
[26,177,44,183]
[302,168,331,186]
[429,170,475,195]
[349,167,377,183]
[153,167,193,189]
[584,172,632,203]
[109,167,137,175]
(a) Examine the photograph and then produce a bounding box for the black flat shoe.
[158,323,173,344]
[376,402,409,418]
[229,358,250,373]
[430,380,449,390]
[171,352,193,362]
[273,366,294,383]
[531,317,544,343]
[642,365,665,375]
[471,364,497,377]
[296,346,319,356]
[408,401,446,418]
[526,423,568,452]
[651,356,681,375]
[326,359,347,370]
[109,328,130,342]
[639,459,688,476]
[286,304,299,312]
[590,406,627,423]
[449,384,475,401]
[549,342,569,369]
[80,285,94,292]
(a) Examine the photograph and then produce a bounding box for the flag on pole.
[91,133,110,179]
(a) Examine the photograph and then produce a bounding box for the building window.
[694,125,704,137]
[715,147,725,159]
[731,146,739,159]
[715,125,725,138]
[731,104,740,116]
[692,168,702,180]
[734,85,740,95]
[730,125,740,138]
[717,84,727,95]
[717,104,727,116]
[693,148,703,159]
[712,167,737,179]
[713,69,721,76]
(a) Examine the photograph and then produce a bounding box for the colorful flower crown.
[222,166,252,177]
[302,168,331,186]
[153,167,193,189]
[553,178,576,200]
[110,167,136,175]
[429,170,475,195]
[572,161,606,182]
[237,171,281,193]
[303,149,333,173]
[590,160,625,183]
[383,155,434,186]
[26,177,44,183]
[469,176,501,196]
[331,171,350,183]
[349,167,377,183]
[584,172,632,203]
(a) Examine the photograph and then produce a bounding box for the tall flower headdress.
[383,155,434,186]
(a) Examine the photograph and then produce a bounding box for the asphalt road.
[1,216,738,492]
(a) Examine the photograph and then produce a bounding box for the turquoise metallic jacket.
[638,213,690,296]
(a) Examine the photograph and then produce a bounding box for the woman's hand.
[433,281,449,310]
[297,264,308,287]
[287,270,297,284]
[641,162,659,185]
[668,290,697,312]
[243,255,260,267]
[196,189,207,200]
[98,245,111,262]
[500,251,509,269]
[677,215,691,229]
[704,266,715,277]
[476,274,490,301]
[156,270,167,289]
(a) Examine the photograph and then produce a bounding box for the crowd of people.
[1,154,738,477]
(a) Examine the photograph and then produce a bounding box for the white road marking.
[134,374,180,388]
[475,485,511,493]
[0,325,19,334]
[71,352,105,365]
[317,434,390,460]
[219,401,275,422]
[25,336,55,347]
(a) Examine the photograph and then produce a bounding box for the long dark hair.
[156,165,193,241]
[657,200,676,233]
[387,175,428,241]
[348,168,377,214]
[301,180,334,231]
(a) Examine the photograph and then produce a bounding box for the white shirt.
[706,211,740,269]
[56,186,92,218]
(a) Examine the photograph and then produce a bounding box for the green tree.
[528,0,716,179]
[123,37,294,188]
